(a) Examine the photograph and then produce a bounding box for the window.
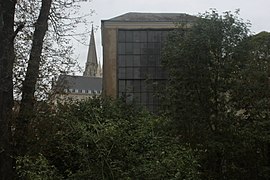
[119,80,126,93]
[133,31,141,42]
[140,55,148,66]
[118,68,126,79]
[125,43,133,54]
[118,55,125,67]
[126,55,133,66]
[126,31,133,42]
[133,68,140,79]
[117,29,170,112]
[118,43,125,54]
[133,56,140,66]
[126,68,133,79]
[126,80,133,92]
[133,43,141,54]
[133,80,140,92]
[118,31,126,42]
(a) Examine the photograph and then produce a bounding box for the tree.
[161,10,270,179]
[16,97,200,179]
[0,0,19,178]
[0,0,92,177]
[15,0,52,154]
[248,31,270,64]
[14,0,92,154]
[13,0,89,101]
[162,9,250,141]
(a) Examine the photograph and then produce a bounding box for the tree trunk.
[16,0,52,154]
[0,0,16,179]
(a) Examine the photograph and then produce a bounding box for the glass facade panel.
[140,67,148,79]
[119,80,126,92]
[141,81,147,92]
[141,92,147,104]
[147,31,155,42]
[148,55,157,66]
[133,68,140,79]
[118,55,125,67]
[133,43,141,54]
[148,67,156,79]
[126,68,133,79]
[125,43,133,54]
[126,55,133,66]
[133,31,141,42]
[141,43,148,54]
[118,31,125,42]
[141,32,147,42]
[118,43,125,54]
[148,93,154,104]
[126,80,133,92]
[133,80,141,92]
[118,68,125,79]
[134,56,140,66]
[117,29,171,112]
[126,31,133,42]
[140,55,148,66]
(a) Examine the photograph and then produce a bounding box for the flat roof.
[102,12,197,22]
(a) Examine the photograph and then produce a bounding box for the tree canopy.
[2,6,270,179]
[16,97,199,179]
[161,10,270,179]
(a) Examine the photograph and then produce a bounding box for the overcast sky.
[74,0,270,74]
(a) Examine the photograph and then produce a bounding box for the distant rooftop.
[103,12,197,22]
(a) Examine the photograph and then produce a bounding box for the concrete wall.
[101,26,118,97]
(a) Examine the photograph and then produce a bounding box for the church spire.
[96,60,103,77]
[83,25,98,77]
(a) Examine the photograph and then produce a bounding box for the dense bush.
[16,97,199,179]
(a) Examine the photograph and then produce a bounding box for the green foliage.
[16,97,199,179]
[162,9,270,179]
[162,9,250,145]
[16,154,62,179]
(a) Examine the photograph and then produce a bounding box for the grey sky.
[74,0,270,74]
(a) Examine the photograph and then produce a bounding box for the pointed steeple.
[96,60,103,77]
[83,25,98,77]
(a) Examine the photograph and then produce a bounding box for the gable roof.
[104,12,197,22]
[57,75,102,91]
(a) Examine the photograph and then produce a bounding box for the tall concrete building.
[101,12,196,111]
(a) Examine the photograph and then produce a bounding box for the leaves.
[17,97,199,179]
[161,10,270,179]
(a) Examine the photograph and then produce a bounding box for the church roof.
[103,12,197,22]
[57,75,102,91]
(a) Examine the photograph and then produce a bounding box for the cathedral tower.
[83,25,98,77]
